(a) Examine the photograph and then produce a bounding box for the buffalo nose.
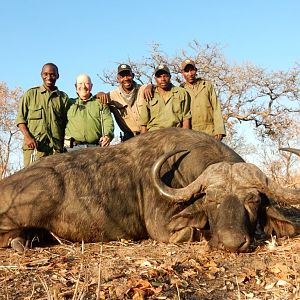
[218,230,251,252]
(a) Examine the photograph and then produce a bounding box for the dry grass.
[0,236,299,299]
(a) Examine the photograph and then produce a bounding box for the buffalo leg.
[0,229,27,251]
[169,227,195,242]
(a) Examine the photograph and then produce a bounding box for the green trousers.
[23,149,53,168]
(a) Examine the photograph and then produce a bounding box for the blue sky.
[1,0,299,97]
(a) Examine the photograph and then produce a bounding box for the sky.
[1,0,300,97]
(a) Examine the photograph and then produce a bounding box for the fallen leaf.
[242,291,254,298]
[206,273,216,280]
[236,274,249,284]
[182,269,197,278]
[271,266,281,274]
[148,268,159,278]
[204,260,217,268]
[276,279,289,286]
[126,277,162,298]
[265,282,276,290]
[132,291,145,300]
[139,260,152,267]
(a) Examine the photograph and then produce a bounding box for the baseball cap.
[154,64,170,76]
[181,59,196,71]
[117,64,132,74]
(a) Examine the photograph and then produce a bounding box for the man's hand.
[18,124,37,149]
[24,134,37,149]
[182,119,191,129]
[140,125,148,134]
[96,92,110,104]
[99,136,110,147]
[143,84,154,101]
[214,134,223,141]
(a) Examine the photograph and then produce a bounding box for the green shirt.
[181,79,226,136]
[139,84,191,131]
[65,95,114,143]
[16,85,70,152]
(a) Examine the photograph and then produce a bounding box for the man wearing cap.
[180,59,226,140]
[139,65,191,133]
[65,74,114,150]
[97,64,147,141]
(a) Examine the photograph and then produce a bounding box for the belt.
[64,137,99,148]
[73,141,99,146]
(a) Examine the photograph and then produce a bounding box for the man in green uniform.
[17,63,70,167]
[65,74,114,149]
[139,65,191,133]
[180,59,226,140]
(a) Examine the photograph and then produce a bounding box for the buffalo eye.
[245,194,260,207]
[204,194,219,206]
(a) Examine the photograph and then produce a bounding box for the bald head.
[76,74,92,85]
[75,74,93,100]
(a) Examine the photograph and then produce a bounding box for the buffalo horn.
[151,149,208,202]
[279,148,300,157]
[259,178,300,205]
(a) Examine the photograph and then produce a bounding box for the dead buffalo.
[0,128,299,252]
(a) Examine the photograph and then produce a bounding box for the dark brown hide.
[0,128,299,252]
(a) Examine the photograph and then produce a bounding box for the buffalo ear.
[262,206,300,237]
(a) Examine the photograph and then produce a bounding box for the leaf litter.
[0,236,299,299]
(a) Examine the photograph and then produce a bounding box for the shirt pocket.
[149,99,159,118]
[172,98,184,114]
[89,106,101,119]
[28,106,43,120]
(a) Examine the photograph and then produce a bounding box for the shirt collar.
[154,83,175,94]
[40,85,59,95]
[78,93,94,103]
[118,81,138,95]
[182,78,202,88]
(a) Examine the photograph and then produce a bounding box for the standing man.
[65,74,114,149]
[17,63,70,167]
[139,65,191,133]
[97,64,147,141]
[180,59,226,140]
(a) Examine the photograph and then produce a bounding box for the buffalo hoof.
[10,237,27,252]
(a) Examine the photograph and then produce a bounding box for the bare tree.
[99,41,300,143]
[0,82,22,178]
[98,41,300,181]
[257,125,300,187]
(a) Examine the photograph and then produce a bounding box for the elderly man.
[17,63,70,167]
[139,65,191,133]
[97,64,148,141]
[180,59,226,140]
[65,74,114,149]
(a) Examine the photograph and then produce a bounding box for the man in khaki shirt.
[97,64,146,141]
[139,65,191,133]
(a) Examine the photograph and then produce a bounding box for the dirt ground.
[0,235,299,300]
